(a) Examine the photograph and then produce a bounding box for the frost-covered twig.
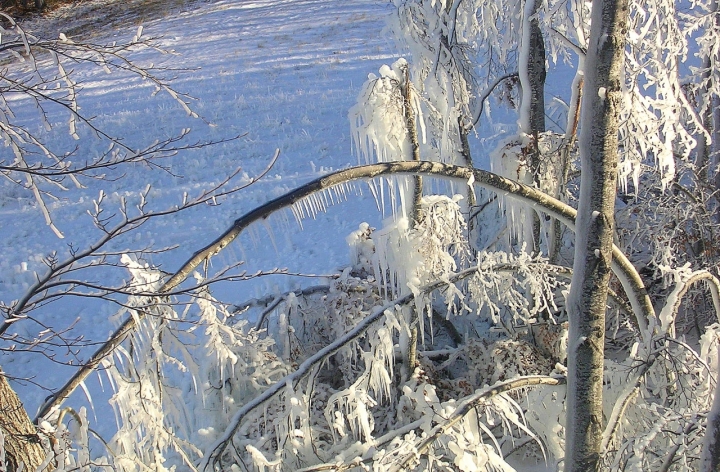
[601,361,650,453]
[660,420,701,472]
[294,418,427,472]
[198,267,483,470]
[390,375,566,471]
[702,346,720,472]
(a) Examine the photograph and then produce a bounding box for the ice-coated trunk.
[518,0,546,253]
[399,61,423,227]
[701,0,720,221]
[0,372,49,472]
[398,60,421,380]
[697,0,718,183]
[696,55,712,182]
[565,0,629,468]
[713,92,720,222]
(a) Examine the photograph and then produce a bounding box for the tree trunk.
[696,55,712,183]
[565,0,629,468]
[519,0,546,253]
[399,61,421,381]
[399,61,423,227]
[1,372,48,472]
[702,346,720,472]
[713,92,720,222]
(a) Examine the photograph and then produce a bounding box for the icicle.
[302,197,314,220]
[321,188,332,207]
[367,181,382,212]
[315,192,327,214]
[309,197,317,220]
[290,203,304,229]
[310,194,320,217]
[379,178,387,217]
[260,220,278,253]
[236,241,249,266]
[333,184,344,204]
[248,225,261,249]
[340,181,349,201]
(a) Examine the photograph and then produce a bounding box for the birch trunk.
[565,0,629,468]
[399,61,423,227]
[519,0,546,253]
[696,54,712,183]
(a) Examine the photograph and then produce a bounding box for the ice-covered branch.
[198,267,482,471]
[390,375,566,471]
[164,161,655,328]
[37,160,655,427]
[658,269,720,335]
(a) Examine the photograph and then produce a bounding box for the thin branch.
[470,72,519,129]
[550,27,587,57]
[32,149,279,421]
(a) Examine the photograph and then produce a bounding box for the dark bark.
[527,16,547,139]
[521,0,547,254]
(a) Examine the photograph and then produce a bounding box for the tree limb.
[37,160,655,424]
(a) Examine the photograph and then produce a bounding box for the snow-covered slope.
[1,0,395,417]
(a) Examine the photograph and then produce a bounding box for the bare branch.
[31,149,279,420]
[0,18,230,238]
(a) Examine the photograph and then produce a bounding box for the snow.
[1,0,395,420]
[2,0,719,470]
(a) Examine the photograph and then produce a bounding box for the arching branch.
[36,160,655,422]
[163,161,654,326]
[659,270,720,335]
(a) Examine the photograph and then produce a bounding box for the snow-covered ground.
[2,0,399,418]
